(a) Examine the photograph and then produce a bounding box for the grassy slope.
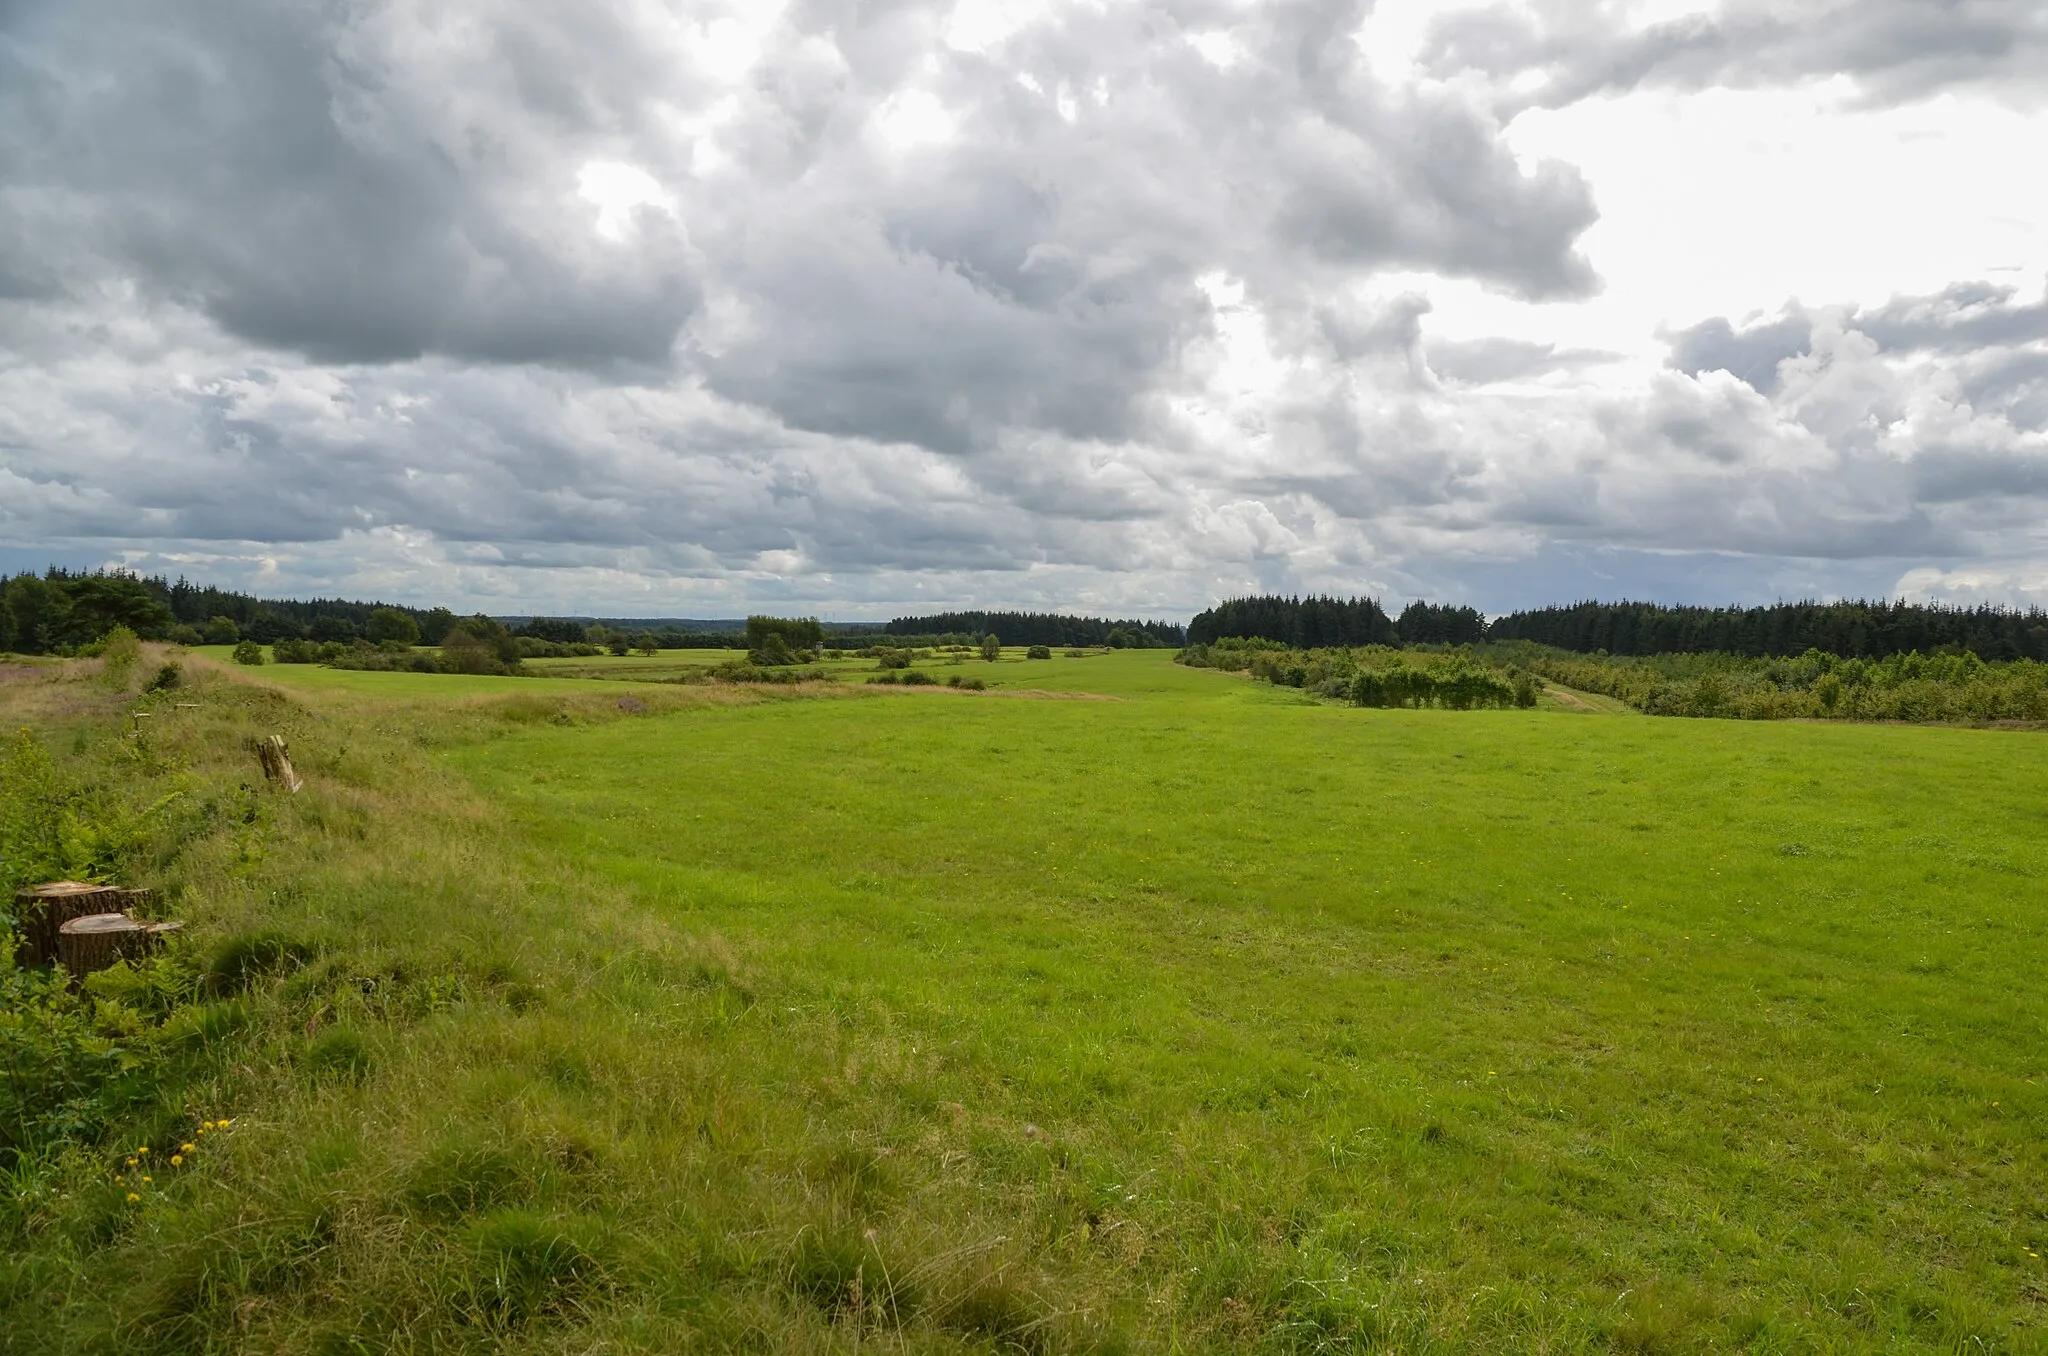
[5,650,2047,1352]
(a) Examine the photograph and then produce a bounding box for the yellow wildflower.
[141,1175,151,1184]
[124,1157,138,1168]
[126,1193,140,1203]
[170,1155,184,1167]
[137,1146,149,1155]
[180,1143,196,1154]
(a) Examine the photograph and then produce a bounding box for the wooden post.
[57,913,177,977]
[256,734,304,792]
[12,882,125,966]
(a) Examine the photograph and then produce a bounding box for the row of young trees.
[1493,642,2048,722]
[1179,639,1537,709]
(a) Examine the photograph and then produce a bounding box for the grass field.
[4,649,2047,1352]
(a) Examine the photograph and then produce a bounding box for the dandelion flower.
[124,1157,138,1168]
[137,1146,149,1155]
[170,1155,184,1167]
[126,1193,140,1203]
[180,1143,195,1153]
[141,1175,151,1184]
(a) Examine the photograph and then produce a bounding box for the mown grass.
[3,649,2047,1352]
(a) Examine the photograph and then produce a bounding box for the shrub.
[202,616,241,645]
[0,963,150,1166]
[980,634,1001,662]
[0,728,66,895]
[98,626,143,686]
[900,670,937,686]
[231,639,266,666]
[875,648,911,670]
[145,662,182,693]
[710,662,834,686]
[1026,645,1051,660]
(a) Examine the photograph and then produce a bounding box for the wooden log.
[57,913,164,977]
[12,881,125,967]
[255,734,304,792]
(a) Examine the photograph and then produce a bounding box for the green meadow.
[4,648,2047,1352]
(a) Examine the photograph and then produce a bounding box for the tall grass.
[1,648,2045,1351]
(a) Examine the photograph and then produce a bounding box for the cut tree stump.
[109,886,160,914]
[57,913,177,976]
[12,881,125,966]
[256,734,304,792]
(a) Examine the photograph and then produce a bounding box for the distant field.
[4,649,2046,1352]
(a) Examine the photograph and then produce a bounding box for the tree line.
[1487,599,2048,661]
[0,568,452,654]
[1187,596,1486,648]
[884,611,1182,648]
[1192,594,2048,662]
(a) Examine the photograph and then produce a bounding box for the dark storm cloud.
[1422,0,2048,111]
[0,0,702,368]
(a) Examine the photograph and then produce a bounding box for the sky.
[2,0,2046,620]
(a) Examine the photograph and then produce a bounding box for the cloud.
[0,0,703,368]
[1426,337,1619,385]
[0,0,2045,615]
[1423,0,2048,112]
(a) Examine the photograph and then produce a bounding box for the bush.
[0,963,152,1166]
[231,639,266,666]
[875,648,911,670]
[145,662,182,693]
[98,626,143,686]
[203,616,241,645]
[900,670,937,686]
[710,662,834,686]
[1026,645,1051,660]
[0,728,66,893]
[980,634,1001,662]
